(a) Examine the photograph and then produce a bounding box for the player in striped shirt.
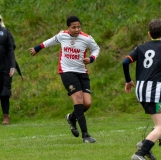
[122,19,161,160]
[30,15,100,143]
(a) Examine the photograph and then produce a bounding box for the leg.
[69,92,91,119]
[0,73,4,94]
[0,73,10,125]
[146,114,161,142]
[1,97,10,114]
[67,89,95,142]
[0,73,12,125]
[61,72,95,142]
[83,92,91,112]
[0,97,10,125]
[66,91,84,138]
[131,102,159,160]
[70,91,95,143]
[71,91,87,135]
[132,114,161,160]
[66,92,91,137]
[144,127,161,146]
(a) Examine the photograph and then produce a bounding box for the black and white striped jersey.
[128,40,161,102]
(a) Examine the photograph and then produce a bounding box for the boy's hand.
[83,57,90,64]
[125,81,135,93]
[30,48,37,56]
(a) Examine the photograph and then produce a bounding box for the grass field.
[0,1,161,159]
[0,0,160,118]
[0,113,160,160]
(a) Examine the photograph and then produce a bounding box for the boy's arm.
[88,36,100,62]
[122,57,135,93]
[30,43,44,56]
[30,34,60,56]
[122,57,131,83]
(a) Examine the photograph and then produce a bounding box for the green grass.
[0,0,161,118]
[0,113,160,160]
[0,2,161,159]
[0,1,160,159]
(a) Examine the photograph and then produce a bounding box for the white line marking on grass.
[137,127,147,130]
[2,123,67,127]
[5,133,71,142]
[111,130,125,132]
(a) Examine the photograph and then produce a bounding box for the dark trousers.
[0,73,4,94]
[0,97,9,114]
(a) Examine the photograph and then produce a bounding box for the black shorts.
[140,102,161,114]
[60,72,90,96]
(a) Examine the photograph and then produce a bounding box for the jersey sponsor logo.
[64,47,80,60]
[0,31,4,35]
[64,47,80,54]
[70,40,75,45]
[65,54,80,59]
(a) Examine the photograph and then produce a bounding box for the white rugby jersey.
[40,30,100,73]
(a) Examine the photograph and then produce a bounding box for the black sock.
[70,111,76,121]
[1,97,9,114]
[136,139,154,156]
[74,104,87,136]
[70,107,89,120]
[84,108,89,112]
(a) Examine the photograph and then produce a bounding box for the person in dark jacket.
[0,15,16,124]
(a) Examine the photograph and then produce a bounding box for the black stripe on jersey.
[142,82,146,102]
[151,82,156,102]
[136,81,140,101]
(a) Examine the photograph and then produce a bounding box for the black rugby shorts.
[140,102,161,114]
[60,72,90,96]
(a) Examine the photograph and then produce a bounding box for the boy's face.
[68,21,81,37]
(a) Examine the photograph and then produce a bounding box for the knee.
[84,102,91,112]
[84,102,91,108]
[74,94,83,104]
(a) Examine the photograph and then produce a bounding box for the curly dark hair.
[66,15,80,27]
[148,19,161,39]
